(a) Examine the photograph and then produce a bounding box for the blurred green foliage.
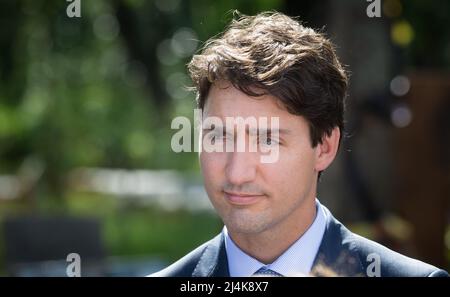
[0,0,282,274]
[0,193,222,275]
[66,192,222,261]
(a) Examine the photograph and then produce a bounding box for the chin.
[223,211,273,234]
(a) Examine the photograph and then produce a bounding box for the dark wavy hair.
[188,11,348,147]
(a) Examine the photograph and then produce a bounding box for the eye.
[258,135,279,146]
[206,132,228,144]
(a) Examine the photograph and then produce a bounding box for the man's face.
[200,81,320,235]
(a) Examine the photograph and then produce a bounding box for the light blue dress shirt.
[223,199,327,277]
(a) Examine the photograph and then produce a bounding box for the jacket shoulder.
[148,238,213,277]
[349,231,448,277]
[319,205,448,277]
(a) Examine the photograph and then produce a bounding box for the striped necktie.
[252,267,284,277]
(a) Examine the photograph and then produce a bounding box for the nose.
[225,150,258,186]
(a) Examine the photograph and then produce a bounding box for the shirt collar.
[223,198,327,277]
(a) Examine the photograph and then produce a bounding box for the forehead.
[204,81,293,120]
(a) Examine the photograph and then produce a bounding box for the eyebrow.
[248,127,290,135]
[202,126,291,135]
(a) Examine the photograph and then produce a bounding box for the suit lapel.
[311,206,365,277]
[192,232,229,277]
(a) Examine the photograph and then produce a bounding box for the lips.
[223,191,265,205]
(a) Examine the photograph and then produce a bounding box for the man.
[152,12,448,277]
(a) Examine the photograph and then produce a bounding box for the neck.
[227,196,317,264]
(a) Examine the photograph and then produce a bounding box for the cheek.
[200,152,225,187]
[284,142,317,171]
[265,146,316,193]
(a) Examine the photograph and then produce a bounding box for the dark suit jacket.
[151,205,448,277]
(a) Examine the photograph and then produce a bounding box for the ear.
[314,127,340,172]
